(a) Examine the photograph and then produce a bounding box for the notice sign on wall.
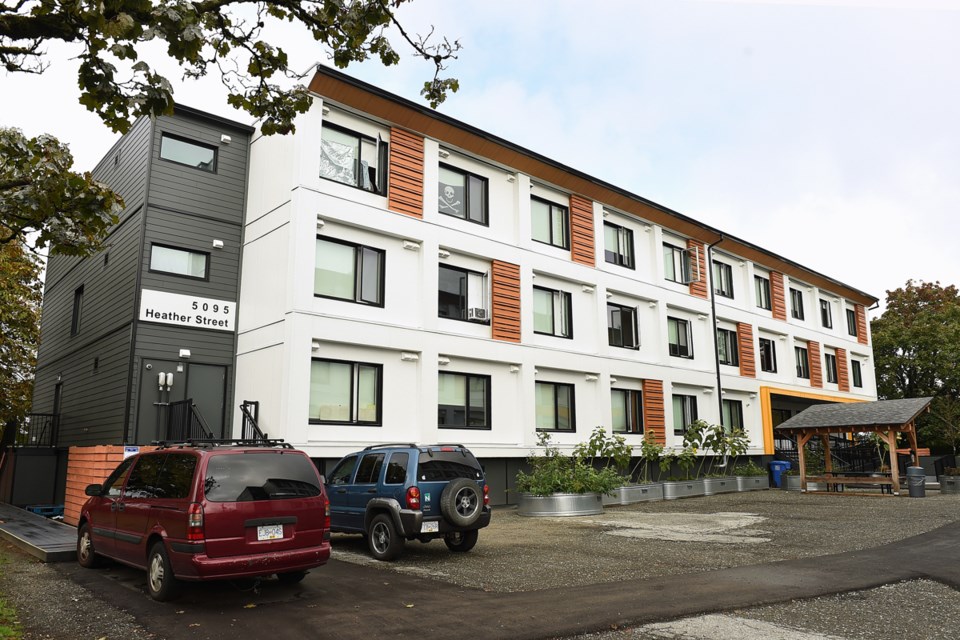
[139,289,236,332]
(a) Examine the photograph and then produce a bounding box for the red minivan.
[77,441,331,601]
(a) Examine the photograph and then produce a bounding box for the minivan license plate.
[421,520,439,533]
[257,524,284,541]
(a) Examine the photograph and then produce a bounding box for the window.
[712,261,734,298]
[721,399,744,430]
[825,352,838,384]
[533,286,572,338]
[438,264,488,322]
[603,222,634,269]
[327,455,357,485]
[820,299,833,328]
[153,454,198,499]
[846,309,858,337]
[663,243,692,284]
[755,275,771,310]
[790,288,805,320]
[314,237,384,306]
[123,455,165,499]
[309,358,382,425]
[667,316,693,358]
[438,372,490,429]
[385,452,409,484]
[319,122,387,194]
[438,164,487,224]
[795,346,810,379]
[355,454,384,484]
[102,457,135,498]
[672,394,698,435]
[150,244,209,279]
[717,328,739,366]
[531,197,569,249]
[852,360,863,388]
[611,389,643,434]
[759,337,777,373]
[159,134,217,172]
[71,285,84,336]
[607,303,639,349]
[536,381,575,431]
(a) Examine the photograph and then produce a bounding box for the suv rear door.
[201,450,327,558]
[416,448,485,520]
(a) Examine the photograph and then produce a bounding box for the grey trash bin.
[906,466,926,498]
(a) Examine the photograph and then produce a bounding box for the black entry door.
[136,359,185,443]
[186,364,226,438]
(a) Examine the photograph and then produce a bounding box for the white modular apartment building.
[236,67,878,503]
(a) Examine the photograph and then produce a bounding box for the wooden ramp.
[0,502,76,562]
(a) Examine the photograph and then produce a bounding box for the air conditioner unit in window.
[468,307,488,321]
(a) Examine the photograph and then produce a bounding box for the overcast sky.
[5,0,958,314]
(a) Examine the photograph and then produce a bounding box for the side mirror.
[84,484,103,497]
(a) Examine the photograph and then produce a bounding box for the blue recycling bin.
[769,460,792,488]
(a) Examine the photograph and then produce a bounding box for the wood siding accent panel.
[387,127,424,218]
[770,271,788,321]
[737,323,756,378]
[808,341,823,389]
[687,239,708,299]
[569,194,595,267]
[641,379,665,445]
[855,304,869,345]
[491,260,521,343]
[836,348,850,392]
[63,445,155,526]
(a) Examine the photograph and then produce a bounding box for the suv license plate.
[257,524,284,541]
[421,521,439,534]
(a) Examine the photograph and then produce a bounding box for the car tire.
[367,513,404,561]
[147,542,181,602]
[440,478,482,528]
[444,529,479,553]
[77,523,101,569]
[277,570,308,584]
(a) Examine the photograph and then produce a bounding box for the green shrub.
[515,431,625,496]
[733,460,767,477]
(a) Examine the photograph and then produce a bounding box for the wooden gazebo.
[774,397,932,496]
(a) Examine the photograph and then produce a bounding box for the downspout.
[705,234,726,467]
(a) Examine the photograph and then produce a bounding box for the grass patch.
[0,597,21,639]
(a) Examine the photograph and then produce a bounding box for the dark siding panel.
[135,325,236,365]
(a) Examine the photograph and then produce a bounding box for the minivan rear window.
[204,452,322,502]
[417,451,483,482]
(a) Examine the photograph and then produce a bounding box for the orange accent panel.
[855,304,869,345]
[759,387,865,455]
[64,445,156,526]
[737,322,756,378]
[808,341,823,388]
[770,272,787,321]
[569,194,595,267]
[491,260,521,343]
[641,379,665,445]
[687,239,708,299]
[836,348,850,392]
[387,127,424,218]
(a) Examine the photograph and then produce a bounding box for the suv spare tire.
[440,478,482,527]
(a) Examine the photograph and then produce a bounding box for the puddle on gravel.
[578,511,771,544]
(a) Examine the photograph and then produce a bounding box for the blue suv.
[326,444,491,561]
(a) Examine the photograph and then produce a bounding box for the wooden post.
[821,433,834,491]
[797,432,812,492]
[906,423,920,467]
[886,430,900,495]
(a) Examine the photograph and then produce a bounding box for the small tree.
[920,396,960,457]
[515,431,623,496]
[629,437,664,484]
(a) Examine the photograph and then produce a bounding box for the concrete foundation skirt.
[516,492,603,516]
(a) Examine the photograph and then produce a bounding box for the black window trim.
[531,195,570,250]
[795,345,810,379]
[158,132,218,173]
[438,263,490,325]
[667,316,694,359]
[71,285,84,337]
[852,359,863,388]
[611,388,644,435]
[438,162,489,226]
[607,301,640,350]
[314,235,386,308]
[533,285,574,340]
[318,120,389,195]
[717,327,740,367]
[438,371,492,430]
[673,393,699,436]
[790,288,805,320]
[820,299,833,329]
[721,398,744,430]
[712,260,735,298]
[603,221,635,270]
[309,357,383,426]
[759,336,778,373]
[846,308,858,337]
[535,380,577,433]
[148,242,212,282]
[825,352,838,384]
[755,275,772,310]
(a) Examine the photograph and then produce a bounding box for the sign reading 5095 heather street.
[139,289,236,332]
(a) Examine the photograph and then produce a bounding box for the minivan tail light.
[187,502,204,541]
[406,486,421,510]
[483,484,490,506]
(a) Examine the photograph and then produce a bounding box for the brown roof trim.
[307,66,877,306]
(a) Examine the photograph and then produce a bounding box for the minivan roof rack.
[153,438,293,449]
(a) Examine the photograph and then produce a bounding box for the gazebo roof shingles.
[775,397,933,432]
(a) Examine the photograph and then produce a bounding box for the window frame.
[71,285,84,337]
[438,163,489,225]
[148,243,211,281]
[607,302,640,350]
[721,399,744,430]
[825,352,838,384]
[672,393,699,436]
[667,316,693,359]
[790,288,805,320]
[846,308,858,337]
[611,388,644,434]
[438,263,489,324]
[535,381,576,432]
[318,121,388,195]
[158,133,218,173]
[663,243,692,284]
[603,221,635,269]
[533,285,573,339]
[530,196,570,250]
[712,260,734,298]
[437,371,492,430]
[717,327,740,367]
[755,275,771,310]
[795,346,810,379]
[759,337,777,373]
[852,359,863,388]
[309,357,383,426]
[314,236,385,307]
[820,299,833,329]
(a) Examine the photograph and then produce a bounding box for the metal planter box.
[735,475,769,491]
[941,475,960,494]
[517,492,604,517]
[662,479,706,500]
[784,475,824,492]
[703,477,737,496]
[617,483,664,504]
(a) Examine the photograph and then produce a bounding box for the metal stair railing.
[240,400,268,442]
[166,399,214,441]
